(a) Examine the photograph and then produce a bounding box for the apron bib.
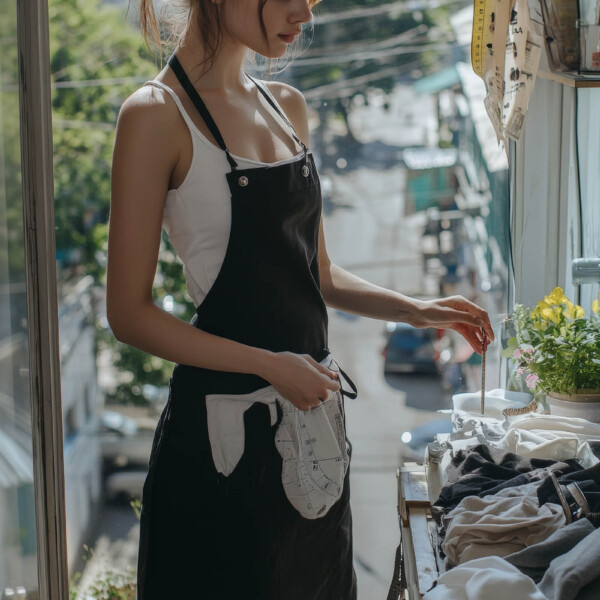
[136,55,358,600]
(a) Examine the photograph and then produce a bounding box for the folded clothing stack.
[426,443,600,599]
[441,481,565,565]
[424,526,600,600]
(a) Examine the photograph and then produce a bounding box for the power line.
[53,76,150,89]
[304,64,413,100]
[53,119,114,131]
[0,76,149,93]
[290,42,452,67]
[1,38,450,91]
[312,0,464,24]
[301,24,430,57]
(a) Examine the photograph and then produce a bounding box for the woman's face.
[223,0,313,58]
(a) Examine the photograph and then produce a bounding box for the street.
[323,160,450,598]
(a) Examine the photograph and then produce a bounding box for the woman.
[107,0,494,597]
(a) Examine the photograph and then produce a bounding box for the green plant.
[69,504,140,599]
[84,570,136,600]
[70,569,136,600]
[503,287,600,396]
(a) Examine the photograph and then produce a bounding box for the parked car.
[99,410,155,473]
[105,469,147,503]
[382,322,442,374]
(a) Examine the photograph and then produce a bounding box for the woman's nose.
[290,0,312,25]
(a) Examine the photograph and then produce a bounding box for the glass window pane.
[53,2,514,598]
[0,0,40,596]
[49,1,157,596]
[577,88,600,310]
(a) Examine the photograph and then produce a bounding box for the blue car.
[383,322,441,374]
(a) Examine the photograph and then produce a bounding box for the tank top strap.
[168,54,238,170]
[245,74,308,154]
[142,79,200,136]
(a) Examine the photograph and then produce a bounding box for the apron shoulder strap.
[168,54,238,170]
[245,74,308,153]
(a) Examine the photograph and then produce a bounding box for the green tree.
[50,0,158,279]
[50,0,194,404]
[0,0,26,285]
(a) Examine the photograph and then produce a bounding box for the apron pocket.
[274,389,350,520]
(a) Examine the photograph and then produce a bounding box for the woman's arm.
[270,83,494,354]
[317,223,494,353]
[107,88,339,409]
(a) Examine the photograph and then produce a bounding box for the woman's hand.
[411,296,495,354]
[259,352,340,412]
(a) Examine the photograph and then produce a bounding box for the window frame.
[16,0,69,598]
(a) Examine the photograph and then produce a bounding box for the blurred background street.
[75,75,506,598]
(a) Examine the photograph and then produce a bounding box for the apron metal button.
[238,176,249,187]
[301,165,310,177]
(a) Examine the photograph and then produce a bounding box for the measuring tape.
[471,0,495,79]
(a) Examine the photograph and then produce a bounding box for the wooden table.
[389,453,447,600]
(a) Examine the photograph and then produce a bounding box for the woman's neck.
[177,25,248,92]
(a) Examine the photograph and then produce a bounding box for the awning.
[414,66,460,95]
[0,424,34,488]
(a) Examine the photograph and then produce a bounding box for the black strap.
[331,361,357,400]
[245,73,307,154]
[168,54,238,170]
[549,472,592,523]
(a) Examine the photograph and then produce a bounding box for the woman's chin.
[254,41,289,60]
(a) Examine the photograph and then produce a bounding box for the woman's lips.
[278,34,296,44]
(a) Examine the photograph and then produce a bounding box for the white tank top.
[144,80,303,307]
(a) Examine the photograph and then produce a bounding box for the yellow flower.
[531,300,549,319]
[564,299,585,320]
[532,300,560,323]
[547,307,561,323]
[544,287,568,306]
[593,299,600,315]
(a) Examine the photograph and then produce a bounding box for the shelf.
[538,70,600,88]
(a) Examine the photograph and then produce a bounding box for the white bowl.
[452,389,534,419]
[547,395,600,423]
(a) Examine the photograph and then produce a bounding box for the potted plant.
[504,287,600,420]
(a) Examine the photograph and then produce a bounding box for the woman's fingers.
[305,355,340,384]
[434,298,495,343]
[452,323,484,354]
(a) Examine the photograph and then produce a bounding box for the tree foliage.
[286,0,458,99]
[0,0,26,285]
[50,0,194,404]
[50,0,157,277]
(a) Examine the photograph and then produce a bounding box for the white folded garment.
[205,385,280,477]
[500,428,580,461]
[493,413,600,464]
[423,556,549,600]
[506,413,600,436]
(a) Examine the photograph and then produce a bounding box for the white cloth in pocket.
[274,388,349,519]
[204,354,350,520]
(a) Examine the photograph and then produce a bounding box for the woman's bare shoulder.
[263,81,309,142]
[113,84,185,193]
[116,84,182,138]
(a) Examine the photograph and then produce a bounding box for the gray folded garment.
[538,526,600,600]
[504,518,595,582]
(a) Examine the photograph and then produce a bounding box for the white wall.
[512,77,599,307]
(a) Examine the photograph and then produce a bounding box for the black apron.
[136,55,357,600]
